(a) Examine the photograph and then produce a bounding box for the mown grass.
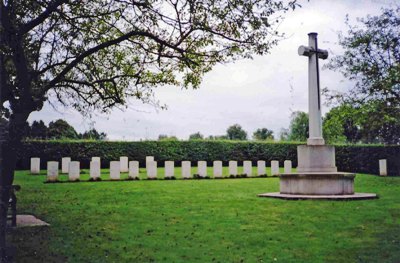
[8,169,400,263]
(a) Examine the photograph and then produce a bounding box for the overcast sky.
[28,0,397,140]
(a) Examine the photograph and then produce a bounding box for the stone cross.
[298,32,328,145]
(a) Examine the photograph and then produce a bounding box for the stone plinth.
[280,173,355,195]
[297,145,337,173]
[259,144,378,200]
[30,157,40,174]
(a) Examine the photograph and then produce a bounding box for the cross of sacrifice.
[298,32,328,146]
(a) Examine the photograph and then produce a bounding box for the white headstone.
[92,157,101,164]
[90,161,101,180]
[257,160,266,176]
[243,161,252,177]
[165,161,174,178]
[213,161,222,178]
[197,161,207,177]
[30,157,40,174]
[110,161,121,180]
[181,161,191,179]
[271,160,280,176]
[68,161,80,181]
[284,160,292,173]
[147,161,157,179]
[61,157,71,174]
[228,161,238,176]
[146,156,154,170]
[47,161,59,182]
[379,159,387,176]
[129,161,139,179]
[120,156,129,172]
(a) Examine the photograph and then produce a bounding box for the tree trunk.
[0,113,28,262]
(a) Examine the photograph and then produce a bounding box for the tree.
[30,120,48,139]
[287,111,308,142]
[47,119,78,139]
[0,0,301,256]
[80,128,107,140]
[189,132,204,140]
[158,134,178,141]
[253,128,274,141]
[323,105,360,144]
[324,6,400,145]
[226,124,247,140]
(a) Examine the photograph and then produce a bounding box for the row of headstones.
[30,156,293,182]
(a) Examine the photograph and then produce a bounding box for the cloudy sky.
[29,0,397,140]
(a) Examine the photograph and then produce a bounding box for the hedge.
[16,140,400,176]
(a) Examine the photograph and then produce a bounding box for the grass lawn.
[8,168,400,263]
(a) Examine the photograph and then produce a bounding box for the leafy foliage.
[188,132,204,140]
[253,128,274,140]
[324,6,400,144]
[326,6,400,106]
[281,111,308,142]
[226,124,248,140]
[47,119,79,139]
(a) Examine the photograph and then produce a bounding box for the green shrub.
[16,140,400,175]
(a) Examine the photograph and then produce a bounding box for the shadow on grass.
[7,226,67,263]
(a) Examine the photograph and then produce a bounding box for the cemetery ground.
[8,167,400,263]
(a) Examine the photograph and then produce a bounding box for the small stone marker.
[147,161,157,179]
[229,161,238,176]
[129,161,139,179]
[284,160,292,173]
[379,159,387,176]
[47,161,59,182]
[61,157,71,174]
[146,156,154,170]
[165,161,174,178]
[110,161,121,180]
[197,161,207,177]
[271,160,280,176]
[243,161,252,177]
[120,156,129,172]
[213,161,223,178]
[90,161,101,180]
[30,157,40,174]
[68,161,80,181]
[257,161,266,176]
[182,161,191,179]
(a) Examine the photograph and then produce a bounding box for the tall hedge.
[17,140,400,175]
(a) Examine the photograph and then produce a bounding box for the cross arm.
[298,46,328,59]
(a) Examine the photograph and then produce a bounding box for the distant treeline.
[22,119,107,140]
